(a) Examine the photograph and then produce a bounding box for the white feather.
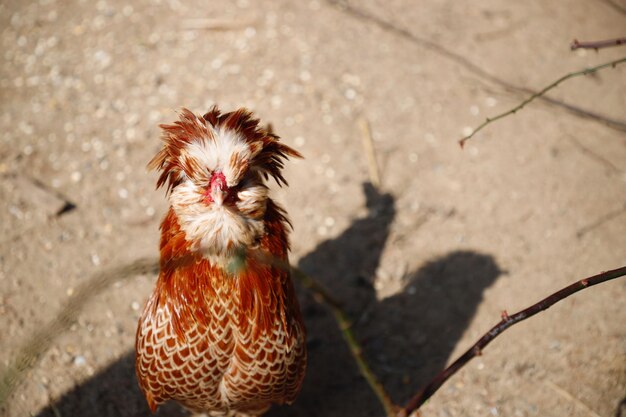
[184,126,255,186]
[170,180,265,267]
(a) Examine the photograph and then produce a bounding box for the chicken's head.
[148,106,301,265]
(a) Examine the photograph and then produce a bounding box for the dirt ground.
[1,0,625,416]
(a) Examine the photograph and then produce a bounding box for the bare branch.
[251,251,399,417]
[323,0,626,133]
[292,266,400,417]
[571,37,626,50]
[459,57,626,148]
[0,258,160,406]
[358,117,382,189]
[401,265,626,416]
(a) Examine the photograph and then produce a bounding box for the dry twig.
[252,251,399,417]
[0,258,160,406]
[571,37,626,50]
[358,117,382,189]
[459,56,626,147]
[323,0,626,133]
[292,266,399,417]
[400,265,626,416]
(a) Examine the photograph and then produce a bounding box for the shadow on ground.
[272,183,502,417]
[33,182,502,417]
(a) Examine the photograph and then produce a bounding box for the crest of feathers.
[148,106,302,194]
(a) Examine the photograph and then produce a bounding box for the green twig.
[459,56,626,148]
[291,266,399,417]
[253,250,399,417]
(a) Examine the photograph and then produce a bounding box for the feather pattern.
[136,107,306,416]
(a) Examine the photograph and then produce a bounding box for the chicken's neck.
[152,206,293,337]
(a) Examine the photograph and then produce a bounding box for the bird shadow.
[32,182,502,417]
[270,183,502,417]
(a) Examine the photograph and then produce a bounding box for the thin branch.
[324,0,626,133]
[252,251,399,417]
[0,258,160,406]
[358,117,382,189]
[571,37,626,50]
[292,266,400,417]
[459,56,626,147]
[401,265,626,416]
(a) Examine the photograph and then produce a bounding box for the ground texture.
[1,0,625,416]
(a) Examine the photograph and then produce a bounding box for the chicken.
[135,107,306,416]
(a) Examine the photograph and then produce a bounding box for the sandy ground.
[1,0,625,416]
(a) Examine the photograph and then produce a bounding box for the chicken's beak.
[205,171,230,206]
[211,187,225,206]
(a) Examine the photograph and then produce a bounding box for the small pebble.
[73,355,86,367]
